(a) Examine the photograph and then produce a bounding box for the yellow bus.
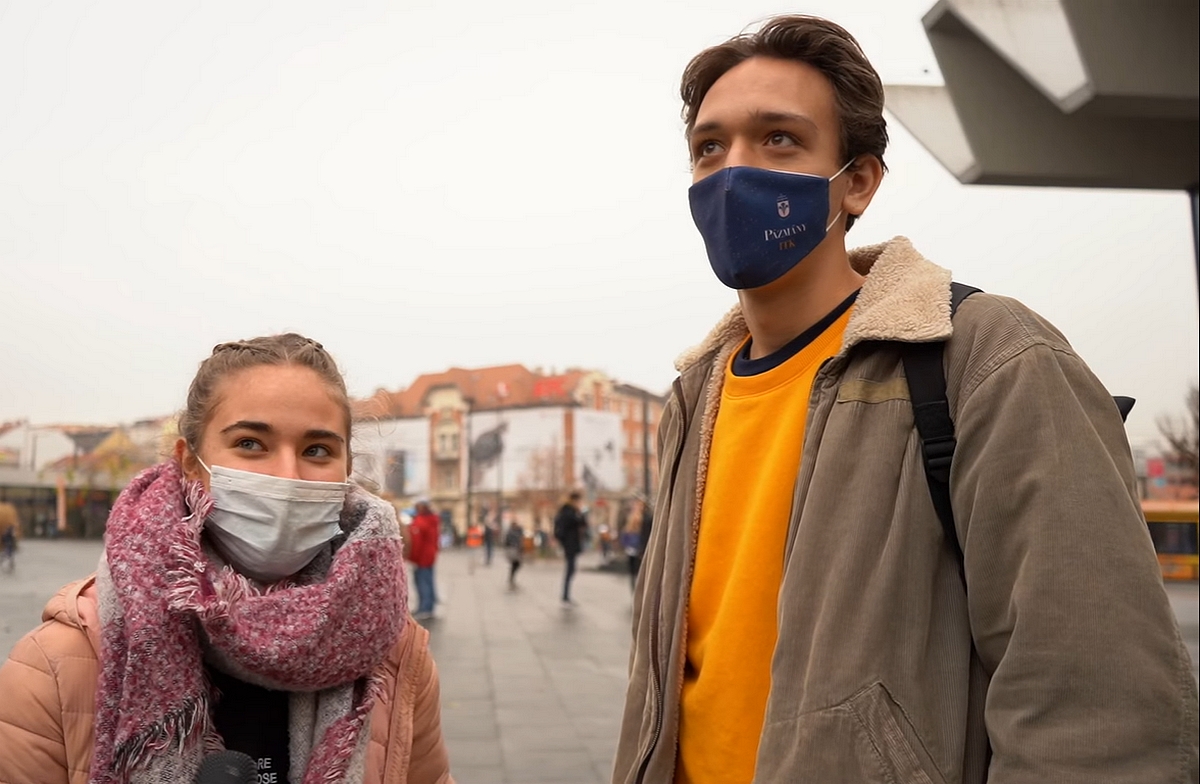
[1142,500,1200,581]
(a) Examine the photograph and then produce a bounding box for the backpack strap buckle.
[920,434,956,485]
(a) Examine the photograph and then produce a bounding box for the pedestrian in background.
[483,517,497,566]
[408,499,441,621]
[465,521,484,574]
[553,491,588,607]
[503,519,525,590]
[0,501,19,573]
[620,498,650,591]
[0,333,452,782]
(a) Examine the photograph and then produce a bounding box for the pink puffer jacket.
[0,577,453,784]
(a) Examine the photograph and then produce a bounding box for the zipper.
[634,377,689,783]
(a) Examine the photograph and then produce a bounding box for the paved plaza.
[0,539,106,658]
[2,539,1197,783]
[422,548,633,784]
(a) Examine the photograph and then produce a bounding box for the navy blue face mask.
[688,161,853,290]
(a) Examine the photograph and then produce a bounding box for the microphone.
[194,751,257,784]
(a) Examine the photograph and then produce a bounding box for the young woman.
[0,334,453,784]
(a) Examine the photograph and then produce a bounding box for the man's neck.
[738,243,864,360]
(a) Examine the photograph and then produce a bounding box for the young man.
[554,490,588,606]
[612,15,1198,784]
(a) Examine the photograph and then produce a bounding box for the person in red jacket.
[407,499,441,621]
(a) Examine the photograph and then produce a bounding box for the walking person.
[612,15,1197,784]
[482,517,497,566]
[0,333,453,783]
[503,519,525,590]
[464,521,484,574]
[407,499,441,622]
[553,491,588,607]
[619,498,650,591]
[0,501,19,574]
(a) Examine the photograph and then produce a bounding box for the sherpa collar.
[675,236,953,372]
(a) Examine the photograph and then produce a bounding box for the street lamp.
[641,389,652,502]
[463,396,475,533]
[495,382,508,526]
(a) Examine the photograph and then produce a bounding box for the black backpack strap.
[902,283,980,566]
[904,283,1134,576]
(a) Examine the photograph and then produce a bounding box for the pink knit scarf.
[90,461,406,784]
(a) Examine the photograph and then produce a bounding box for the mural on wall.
[355,407,628,503]
[573,409,623,494]
[469,408,564,494]
[469,421,507,482]
[353,418,429,497]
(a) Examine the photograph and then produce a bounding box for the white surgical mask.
[197,459,349,583]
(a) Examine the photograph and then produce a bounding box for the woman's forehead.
[207,365,347,435]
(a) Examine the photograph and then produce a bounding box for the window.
[434,424,461,460]
[385,451,407,497]
[434,464,459,492]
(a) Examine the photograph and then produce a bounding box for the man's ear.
[840,155,884,223]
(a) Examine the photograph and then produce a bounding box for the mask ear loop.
[825,158,857,232]
[195,455,213,475]
[831,158,856,180]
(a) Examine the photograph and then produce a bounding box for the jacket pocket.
[755,682,943,784]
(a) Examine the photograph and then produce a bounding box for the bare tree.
[514,445,567,532]
[1157,384,1199,487]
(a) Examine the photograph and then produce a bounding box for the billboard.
[352,417,430,497]
[573,409,622,493]
[469,407,566,494]
[354,406,629,499]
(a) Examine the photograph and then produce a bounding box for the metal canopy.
[886,0,1198,190]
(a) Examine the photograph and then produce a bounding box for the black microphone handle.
[194,750,258,784]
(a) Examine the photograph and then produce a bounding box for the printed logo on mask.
[765,224,808,242]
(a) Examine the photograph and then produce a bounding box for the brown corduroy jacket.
[612,236,1199,784]
[0,577,452,784]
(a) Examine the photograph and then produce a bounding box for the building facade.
[0,418,172,538]
[354,365,666,536]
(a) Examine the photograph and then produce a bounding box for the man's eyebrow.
[689,110,819,139]
[305,429,346,444]
[749,110,819,132]
[221,420,272,435]
[690,119,724,138]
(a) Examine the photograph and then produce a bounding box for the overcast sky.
[1,0,1196,452]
